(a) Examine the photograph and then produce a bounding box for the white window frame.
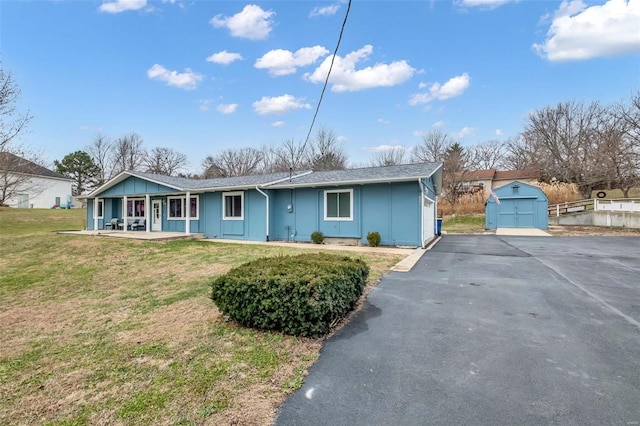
[167,195,200,220]
[126,198,146,218]
[97,199,104,219]
[223,191,244,221]
[324,189,353,221]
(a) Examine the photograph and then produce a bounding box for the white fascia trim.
[270,175,436,188]
[84,171,184,198]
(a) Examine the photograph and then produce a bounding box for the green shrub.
[366,231,381,247]
[210,253,370,337]
[310,231,324,244]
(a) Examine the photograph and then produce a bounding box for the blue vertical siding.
[361,182,421,246]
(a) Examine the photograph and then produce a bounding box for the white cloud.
[252,94,311,115]
[198,99,212,112]
[216,103,238,114]
[364,144,405,153]
[210,5,275,40]
[409,73,470,105]
[271,121,285,127]
[206,50,243,65]
[304,45,415,92]
[455,126,475,138]
[310,4,340,17]
[147,64,203,90]
[255,46,329,76]
[457,0,517,9]
[533,0,640,61]
[433,120,446,128]
[377,118,390,125]
[99,0,146,13]
[495,128,503,136]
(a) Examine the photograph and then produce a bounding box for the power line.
[301,0,352,150]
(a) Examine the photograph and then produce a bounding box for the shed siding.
[485,181,548,229]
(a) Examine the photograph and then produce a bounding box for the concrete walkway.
[496,227,551,236]
[275,235,640,425]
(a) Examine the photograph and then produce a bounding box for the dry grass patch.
[0,210,404,425]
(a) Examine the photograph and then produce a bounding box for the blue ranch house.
[84,162,443,247]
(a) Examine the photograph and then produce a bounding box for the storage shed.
[485,181,548,229]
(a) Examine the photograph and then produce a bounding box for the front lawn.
[442,214,487,234]
[0,208,403,425]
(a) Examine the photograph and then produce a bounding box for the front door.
[152,200,162,231]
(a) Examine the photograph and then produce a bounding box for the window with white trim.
[223,192,244,220]
[97,199,104,219]
[126,198,145,218]
[168,195,199,220]
[324,189,353,221]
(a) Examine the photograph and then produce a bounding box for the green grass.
[442,214,487,234]
[0,208,403,425]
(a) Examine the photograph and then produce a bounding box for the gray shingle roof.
[268,163,442,187]
[0,152,71,180]
[90,163,441,197]
[129,170,312,191]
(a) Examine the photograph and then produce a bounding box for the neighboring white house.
[0,152,74,208]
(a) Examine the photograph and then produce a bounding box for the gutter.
[255,186,270,241]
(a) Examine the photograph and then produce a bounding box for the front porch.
[59,230,205,241]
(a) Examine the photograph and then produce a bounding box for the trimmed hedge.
[210,253,370,337]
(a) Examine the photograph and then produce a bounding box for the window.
[168,195,199,220]
[126,199,145,217]
[324,189,353,221]
[512,185,519,194]
[223,192,244,220]
[97,199,104,218]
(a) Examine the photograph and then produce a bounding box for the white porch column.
[185,191,191,235]
[123,196,128,232]
[145,194,151,232]
[93,198,98,231]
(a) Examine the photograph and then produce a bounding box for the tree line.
[1,63,638,204]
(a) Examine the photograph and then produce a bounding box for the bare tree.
[309,127,347,171]
[202,147,264,178]
[86,133,114,184]
[0,150,47,206]
[604,93,640,197]
[468,140,506,170]
[270,138,310,172]
[503,135,539,171]
[144,147,188,176]
[0,66,44,206]
[411,130,452,163]
[111,132,146,175]
[370,146,408,166]
[0,66,32,152]
[523,100,607,198]
[441,142,472,215]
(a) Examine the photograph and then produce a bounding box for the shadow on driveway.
[275,235,640,425]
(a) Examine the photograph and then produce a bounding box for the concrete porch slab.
[496,228,551,236]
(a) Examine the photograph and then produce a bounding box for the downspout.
[255,186,269,242]
[185,191,191,235]
[418,178,425,247]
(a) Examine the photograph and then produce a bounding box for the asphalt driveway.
[275,235,640,425]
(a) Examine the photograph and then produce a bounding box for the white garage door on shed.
[485,181,548,229]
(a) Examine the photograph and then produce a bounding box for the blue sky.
[2,0,639,173]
